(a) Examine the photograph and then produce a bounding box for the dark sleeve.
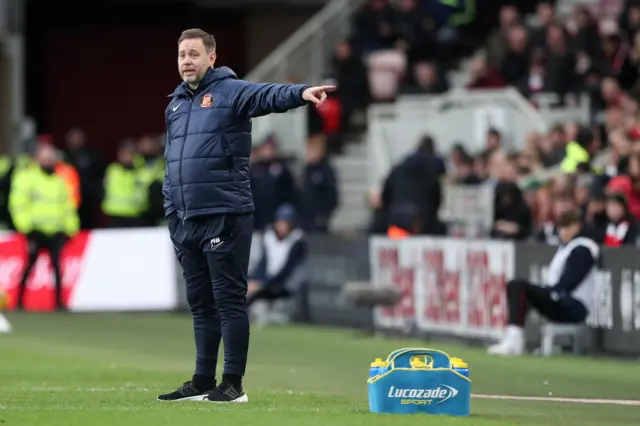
[380,166,397,210]
[515,204,533,240]
[265,239,308,288]
[162,115,176,219]
[232,80,311,118]
[623,220,638,245]
[323,163,339,214]
[551,246,596,295]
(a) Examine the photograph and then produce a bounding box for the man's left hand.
[303,85,336,106]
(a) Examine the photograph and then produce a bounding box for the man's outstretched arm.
[232,80,335,118]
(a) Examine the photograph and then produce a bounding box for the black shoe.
[203,382,248,403]
[157,380,214,401]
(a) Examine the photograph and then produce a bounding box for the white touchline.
[473,394,640,406]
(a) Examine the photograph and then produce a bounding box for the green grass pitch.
[1,313,639,425]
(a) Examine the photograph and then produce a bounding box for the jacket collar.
[168,66,238,98]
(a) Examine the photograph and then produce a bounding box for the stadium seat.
[540,322,583,357]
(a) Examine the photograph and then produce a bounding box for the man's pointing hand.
[302,85,337,106]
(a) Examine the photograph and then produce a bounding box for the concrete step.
[344,142,367,157]
[329,141,370,231]
[337,186,368,207]
[333,157,368,183]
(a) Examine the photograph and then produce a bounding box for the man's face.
[178,38,216,88]
[138,137,157,156]
[500,6,518,29]
[487,133,500,150]
[574,186,589,205]
[274,219,292,238]
[606,200,625,221]
[546,26,565,51]
[507,27,527,52]
[36,145,57,168]
[553,199,574,217]
[66,129,86,149]
[306,144,324,164]
[414,63,436,85]
[537,3,553,26]
[118,149,134,165]
[559,223,580,243]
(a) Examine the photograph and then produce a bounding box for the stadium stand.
[246,0,640,244]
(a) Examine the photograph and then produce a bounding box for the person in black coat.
[491,181,533,240]
[250,137,297,231]
[378,145,443,235]
[298,138,338,232]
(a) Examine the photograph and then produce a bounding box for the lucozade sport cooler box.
[368,348,471,416]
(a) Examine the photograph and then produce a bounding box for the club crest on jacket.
[200,93,214,108]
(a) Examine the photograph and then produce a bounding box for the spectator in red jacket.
[602,193,638,247]
[607,152,640,220]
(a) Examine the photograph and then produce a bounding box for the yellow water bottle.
[370,358,388,378]
[451,357,470,378]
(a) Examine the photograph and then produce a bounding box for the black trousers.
[170,213,253,378]
[17,231,68,309]
[507,279,588,326]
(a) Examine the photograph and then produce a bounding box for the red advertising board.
[0,232,90,311]
[370,237,514,340]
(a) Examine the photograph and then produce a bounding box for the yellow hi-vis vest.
[560,141,590,173]
[133,155,165,212]
[102,163,144,217]
[9,166,79,236]
[15,154,34,170]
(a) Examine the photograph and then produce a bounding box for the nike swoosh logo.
[211,242,224,251]
[172,102,183,112]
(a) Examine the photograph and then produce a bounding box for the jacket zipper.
[179,92,193,223]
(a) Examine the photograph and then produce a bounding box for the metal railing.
[245,0,365,84]
[440,183,495,238]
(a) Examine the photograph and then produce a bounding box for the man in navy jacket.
[157,28,334,403]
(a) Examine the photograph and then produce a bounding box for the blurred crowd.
[312,0,474,141]
[370,123,640,248]
[477,1,640,116]
[368,1,640,247]
[0,129,338,234]
[10,0,640,242]
[0,128,166,231]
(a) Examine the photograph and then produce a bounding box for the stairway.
[330,140,371,232]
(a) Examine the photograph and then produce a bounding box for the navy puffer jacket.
[163,67,309,220]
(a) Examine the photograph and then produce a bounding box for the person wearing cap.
[134,135,166,226]
[488,210,599,356]
[39,135,81,210]
[246,204,307,322]
[601,192,638,247]
[101,142,144,228]
[9,143,79,311]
